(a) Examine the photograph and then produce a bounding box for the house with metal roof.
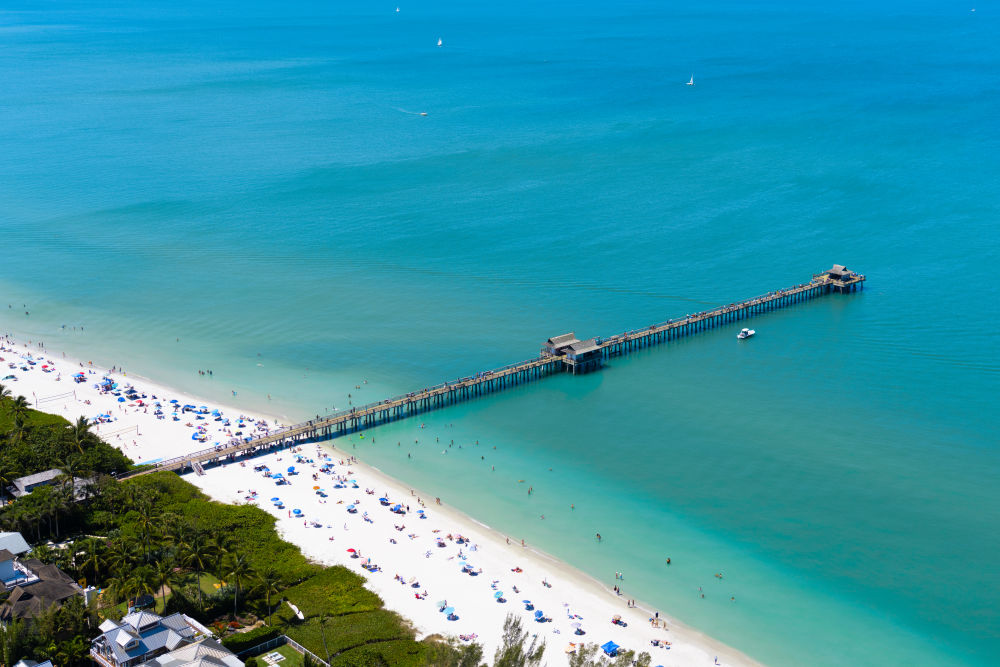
[0,531,31,555]
[7,469,94,500]
[14,659,54,667]
[90,611,215,667]
[143,637,243,667]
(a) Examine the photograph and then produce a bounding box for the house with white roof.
[90,611,223,667]
[0,531,31,555]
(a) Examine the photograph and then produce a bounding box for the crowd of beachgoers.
[1,332,752,666]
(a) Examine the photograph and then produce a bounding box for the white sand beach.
[1,334,757,666]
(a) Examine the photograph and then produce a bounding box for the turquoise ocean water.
[2,1,998,664]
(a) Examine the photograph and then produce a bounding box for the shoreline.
[1,332,759,666]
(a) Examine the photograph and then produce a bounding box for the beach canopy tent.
[601,641,619,657]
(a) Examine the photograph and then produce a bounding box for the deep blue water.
[2,1,999,664]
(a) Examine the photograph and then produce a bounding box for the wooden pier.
[120,265,863,478]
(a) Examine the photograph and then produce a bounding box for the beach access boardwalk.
[121,265,863,478]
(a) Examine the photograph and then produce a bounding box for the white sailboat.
[687,75,694,86]
[437,38,443,47]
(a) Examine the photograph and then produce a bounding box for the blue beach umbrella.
[347,504,356,510]
[522,600,531,604]
[443,607,454,615]
[293,509,302,515]
[494,591,503,598]
[287,466,295,472]
[170,399,179,403]
[117,397,125,402]
[534,610,543,618]
[270,497,280,502]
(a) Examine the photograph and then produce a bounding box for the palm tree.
[8,395,30,423]
[0,461,20,507]
[76,537,105,587]
[45,486,72,538]
[252,566,283,626]
[106,538,140,579]
[150,560,178,613]
[134,503,160,563]
[124,565,155,609]
[182,533,214,611]
[225,553,254,619]
[7,396,30,444]
[31,542,54,563]
[0,382,11,401]
[68,416,93,454]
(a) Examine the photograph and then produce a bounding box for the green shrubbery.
[221,626,282,654]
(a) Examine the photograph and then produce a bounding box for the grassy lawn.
[248,643,304,667]
[198,572,225,595]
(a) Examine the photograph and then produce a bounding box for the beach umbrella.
[293,509,302,515]
[378,497,388,502]
[408,577,417,584]
[436,600,447,608]
[117,397,125,402]
[313,485,320,490]
[600,641,619,656]
[522,600,531,604]
[534,610,543,618]
[170,399,178,403]
[443,607,455,615]
[494,591,503,598]
[571,622,582,629]
[346,548,356,553]
[270,497,280,502]
[347,505,356,510]
[287,466,295,472]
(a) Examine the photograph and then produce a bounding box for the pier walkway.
[121,265,863,477]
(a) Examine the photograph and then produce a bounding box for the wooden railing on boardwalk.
[119,269,863,478]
